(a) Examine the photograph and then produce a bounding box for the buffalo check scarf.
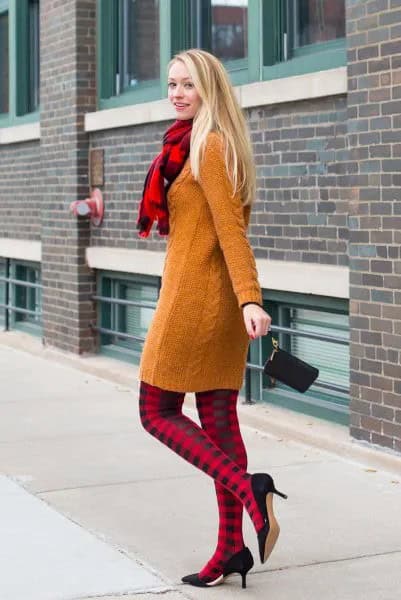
[136,118,193,238]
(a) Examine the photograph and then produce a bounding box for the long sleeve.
[199,132,263,308]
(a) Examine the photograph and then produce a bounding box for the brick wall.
[40,0,97,354]
[90,96,349,269]
[347,0,401,452]
[0,141,41,240]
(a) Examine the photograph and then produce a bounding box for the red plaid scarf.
[136,119,193,238]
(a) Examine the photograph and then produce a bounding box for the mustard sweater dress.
[139,131,263,392]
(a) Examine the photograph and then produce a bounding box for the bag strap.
[267,330,279,350]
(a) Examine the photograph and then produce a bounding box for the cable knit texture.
[139,131,263,392]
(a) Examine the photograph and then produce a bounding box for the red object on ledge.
[70,188,104,227]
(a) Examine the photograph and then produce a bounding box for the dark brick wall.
[40,0,97,354]
[90,96,349,268]
[0,141,41,240]
[347,0,401,453]
[248,97,349,266]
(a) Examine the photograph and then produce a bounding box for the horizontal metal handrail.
[92,294,157,310]
[91,324,145,343]
[0,276,42,290]
[0,303,42,317]
[269,324,349,345]
[94,294,350,405]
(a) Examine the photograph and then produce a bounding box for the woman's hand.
[242,304,272,340]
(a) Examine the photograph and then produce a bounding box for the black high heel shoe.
[251,473,288,564]
[181,546,254,589]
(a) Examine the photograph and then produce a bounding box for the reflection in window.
[211,0,248,62]
[117,0,160,93]
[29,0,40,112]
[0,9,9,113]
[293,0,345,48]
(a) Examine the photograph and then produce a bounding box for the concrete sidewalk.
[0,332,401,599]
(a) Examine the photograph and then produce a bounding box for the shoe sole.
[263,492,280,563]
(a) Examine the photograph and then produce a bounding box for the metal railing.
[244,324,350,408]
[93,293,350,412]
[91,294,156,344]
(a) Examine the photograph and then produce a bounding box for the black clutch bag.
[263,334,319,393]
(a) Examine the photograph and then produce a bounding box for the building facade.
[0,0,400,454]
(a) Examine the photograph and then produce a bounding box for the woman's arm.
[199,132,263,308]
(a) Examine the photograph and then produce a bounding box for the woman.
[136,49,287,589]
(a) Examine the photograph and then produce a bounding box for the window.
[247,291,349,425]
[0,259,42,334]
[98,0,346,108]
[0,0,40,126]
[293,0,345,48]
[263,0,346,79]
[0,3,8,115]
[99,0,161,104]
[12,262,42,333]
[171,0,249,85]
[211,1,248,62]
[97,272,159,364]
[28,0,40,113]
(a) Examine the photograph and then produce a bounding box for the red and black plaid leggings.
[139,380,265,582]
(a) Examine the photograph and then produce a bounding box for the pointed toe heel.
[251,473,288,564]
[181,546,254,589]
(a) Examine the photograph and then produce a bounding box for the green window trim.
[98,0,163,110]
[98,0,346,111]
[0,0,40,129]
[262,0,346,82]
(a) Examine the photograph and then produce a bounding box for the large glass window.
[0,6,9,114]
[0,0,40,126]
[0,259,42,334]
[100,0,160,101]
[98,272,159,364]
[99,0,346,107]
[28,0,40,112]
[293,0,345,48]
[263,0,346,79]
[211,0,248,62]
[117,0,159,93]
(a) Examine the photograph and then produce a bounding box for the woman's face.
[168,61,202,120]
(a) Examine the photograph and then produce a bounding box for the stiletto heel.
[182,546,254,588]
[250,473,288,564]
[273,486,288,500]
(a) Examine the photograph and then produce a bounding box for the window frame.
[0,0,40,129]
[98,0,346,110]
[97,270,160,364]
[262,0,346,81]
[97,0,163,110]
[0,259,42,335]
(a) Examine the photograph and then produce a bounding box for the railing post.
[5,258,10,331]
[243,364,254,405]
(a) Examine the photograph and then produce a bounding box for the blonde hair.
[167,49,256,206]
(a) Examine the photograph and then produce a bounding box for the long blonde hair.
[167,49,256,206]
